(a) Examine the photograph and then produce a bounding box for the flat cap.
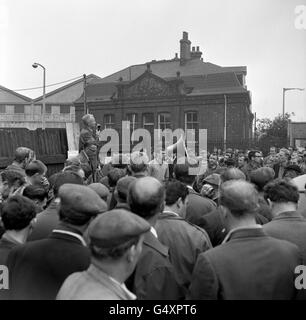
[88,209,150,248]
[285,164,302,174]
[59,184,107,222]
[116,176,137,198]
[204,173,221,186]
[88,183,110,200]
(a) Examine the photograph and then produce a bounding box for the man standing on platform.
[79,114,102,182]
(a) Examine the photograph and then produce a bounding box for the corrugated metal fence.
[0,128,68,177]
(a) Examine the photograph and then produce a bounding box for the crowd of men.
[0,115,306,300]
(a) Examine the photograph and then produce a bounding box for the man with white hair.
[79,114,101,181]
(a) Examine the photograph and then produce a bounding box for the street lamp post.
[282,87,305,119]
[32,62,46,129]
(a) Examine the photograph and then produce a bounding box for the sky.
[0,0,305,121]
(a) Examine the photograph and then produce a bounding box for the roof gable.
[115,67,186,100]
[0,85,32,104]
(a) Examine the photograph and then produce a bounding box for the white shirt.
[52,229,87,247]
[150,226,158,239]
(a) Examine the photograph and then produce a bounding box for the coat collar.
[143,231,168,257]
[272,211,303,221]
[88,264,136,300]
[222,225,265,244]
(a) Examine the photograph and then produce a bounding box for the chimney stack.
[180,31,191,65]
[191,45,202,60]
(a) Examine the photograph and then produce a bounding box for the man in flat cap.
[188,180,302,300]
[126,177,184,300]
[7,184,107,300]
[57,209,150,300]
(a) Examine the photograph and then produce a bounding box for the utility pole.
[224,94,227,151]
[83,74,87,114]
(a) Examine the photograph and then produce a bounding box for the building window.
[46,105,52,113]
[143,113,155,132]
[185,111,198,142]
[60,106,71,114]
[104,114,115,129]
[126,113,138,131]
[14,105,25,114]
[0,105,6,113]
[158,113,171,130]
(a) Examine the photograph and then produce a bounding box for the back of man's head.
[128,177,165,220]
[1,170,25,188]
[221,168,246,183]
[250,167,275,191]
[220,180,259,217]
[14,147,34,164]
[264,179,299,204]
[25,160,47,177]
[23,185,48,202]
[53,171,84,197]
[129,152,149,175]
[115,176,137,203]
[108,168,126,188]
[173,162,196,186]
[165,180,188,206]
[1,195,36,231]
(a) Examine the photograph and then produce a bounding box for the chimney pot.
[196,46,199,51]
[182,31,188,40]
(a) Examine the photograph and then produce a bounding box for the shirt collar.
[150,226,158,239]
[1,232,24,245]
[108,276,137,300]
[52,229,87,247]
[163,210,179,217]
[222,225,262,244]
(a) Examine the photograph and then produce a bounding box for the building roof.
[75,70,248,104]
[92,58,246,85]
[34,74,101,102]
[0,85,32,104]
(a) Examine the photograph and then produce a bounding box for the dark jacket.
[188,228,302,300]
[0,233,21,266]
[27,200,60,241]
[186,188,217,226]
[79,127,101,170]
[263,211,306,263]
[198,207,269,247]
[126,231,184,300]
[155,211,212,294]
[7,226,90,300]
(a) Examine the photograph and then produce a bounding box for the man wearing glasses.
[241,150,263,181]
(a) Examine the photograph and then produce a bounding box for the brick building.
[288,122,306,148]
[75,32,253,153]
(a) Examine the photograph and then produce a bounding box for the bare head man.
[128,177,165,225]
[14,147,35,169]
[220,180,259,230]
[82,114,96,130]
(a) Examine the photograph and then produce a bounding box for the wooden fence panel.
[0,128,68,176]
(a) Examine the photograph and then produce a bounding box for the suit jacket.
[7,226,90,300]
[263,211,306,263]
[155,211,212,294]
[27,200,60,241]
[57,264,136,300]
[185,188,217,226]
[126,231,184,300]
[188,227,302,300]
[198,207,269,247]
